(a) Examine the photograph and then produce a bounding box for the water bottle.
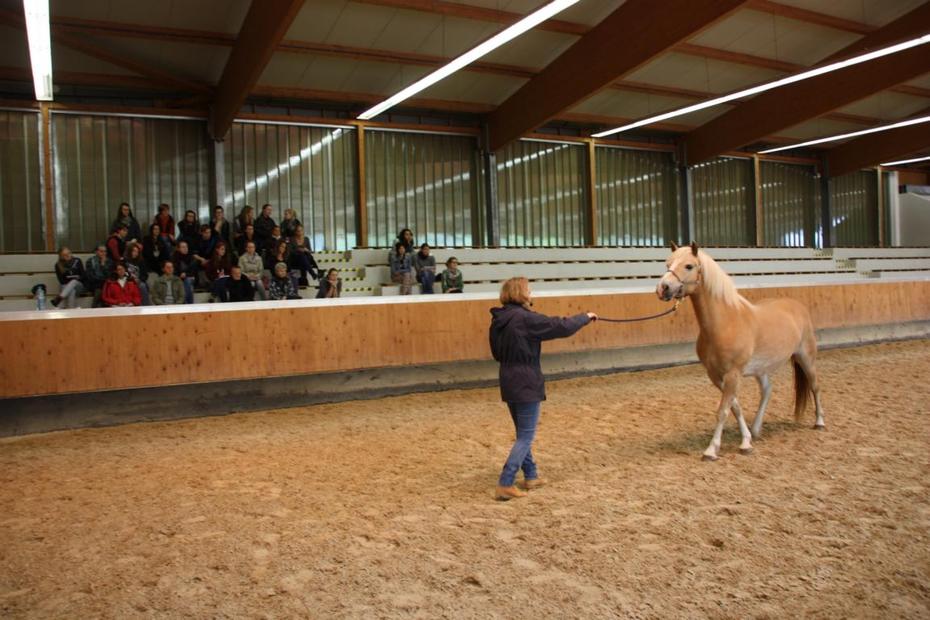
[31,284,47,310]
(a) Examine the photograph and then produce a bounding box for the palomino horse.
[656,242,825,460]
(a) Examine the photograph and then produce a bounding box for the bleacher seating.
[1,246,928,311]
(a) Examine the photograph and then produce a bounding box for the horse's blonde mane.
[696,250,749,307]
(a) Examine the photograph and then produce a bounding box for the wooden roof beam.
[826,120,930,177]
[684,2,930,165]
[209,0,305,140]
[486,0,749,151]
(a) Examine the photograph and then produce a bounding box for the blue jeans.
[180,277,194,304]
[498,401,540,487]
[419,269,436,294]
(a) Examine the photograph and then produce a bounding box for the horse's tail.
[793,358,810,422]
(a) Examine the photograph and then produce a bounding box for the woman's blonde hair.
[499,277,531,307]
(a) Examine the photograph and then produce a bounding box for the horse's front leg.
[703,371,741,461]
[750,374,772,439]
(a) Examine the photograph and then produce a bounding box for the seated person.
[84,244,113,307]
[142,223,170,275]
[316,268,342,298]
[281,208,301,239]
[288,224,320,284]
[390,242,414,295]
[204,241,232,302]
[170,240,197,304]
[269,262,300,300]
[177,210,200,247]
[225,265,255,302]
[412,243,436,294]
[264,238,299,292]
[106,224,128,263]
[192,225,217,287]
[52,246,86,308]
[238,240,267,301]
[235,223,258,256]
[102,263,142,307]
[254,203,277,252]
[123,242,151,305]
[150,260,184,306]
[154,203,176,246]
[441,256,464,293]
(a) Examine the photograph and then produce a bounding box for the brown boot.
[523,477,548,490]
[494,485,527,501]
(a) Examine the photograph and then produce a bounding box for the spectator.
[235,223,258,256]
[288,224,320,285]
[124,241,151,305]
[226,265,255,302]
[316,268,342,298]
[264,238,298,291]
[269,262,300,300]
[390,242,414,295]
[238,240,267,301]
[111,202,142,244]
[254,203,276,252]
[177,210,200,247]
[234,205,254,242]
[281,208,301,239]
[106,224,129,263]
[150,260,184,306]
[270,225,283,251]
[205,241,232,302]
[142,223,170,274]
[170,240,197,304]
[51,246,86,308]
[388,227,415,266]
[441,256,464,293]
[211,205,231,244]
[413,243,437,294]
[192,225,217,286]
[102,263,142,307]
[84,244,113,307]
[153,203,176,245]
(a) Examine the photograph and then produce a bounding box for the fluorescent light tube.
[22,0,53,101]
[881,154,930,166]
[759,114,930,154]
[358,0,580,120]
[592,33,930,138]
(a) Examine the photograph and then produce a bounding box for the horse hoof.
[739,448,753,456]
[701,454,719,462]
[813,424,825,431]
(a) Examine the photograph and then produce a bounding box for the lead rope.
[596,298,682,324]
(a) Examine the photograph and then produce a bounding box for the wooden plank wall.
[2,281,929,399]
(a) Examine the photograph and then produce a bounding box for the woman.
[211,205,231,244]
[235,223,258,256]
[111,202,142,243]
[281,208,301,239]
[234,205,254,241]
[142,223,169,274]
[390,242,414,295]
[412,243,436,294]
[123,241,151,305]
[288,224,320,284]
[153,203,176,245]
[441,256,464,293]
[204,241,232,302]
[102,263,142,307]
[170,240,197,304]
[264,238,298,291]
[51,247,85,308]
[316,268,342,298]
[238,240,267,301]
[177,210,200,247]
[269,262,300,300]
[488,277,597,501]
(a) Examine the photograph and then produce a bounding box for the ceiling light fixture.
[22,0,53,101]
[357,0,580,120]
[758,114,930,154]
[592,33,930,139]
[881,154,930,166]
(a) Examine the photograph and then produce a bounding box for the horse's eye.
[686,264,694,270]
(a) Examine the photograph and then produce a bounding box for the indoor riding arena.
[1,1,929,618]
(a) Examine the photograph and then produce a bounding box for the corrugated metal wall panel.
[496,140,587,247]
[759,161,820,247]
[224,122,357,251]
[0,110,42,252]
[366,130,478,248]
[595,147,678,246]
[52,114,210,252]
[691,157,754,246]
[830,170,878,246]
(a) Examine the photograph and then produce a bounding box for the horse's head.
[657,241,702,301]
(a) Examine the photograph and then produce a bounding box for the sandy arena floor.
[1,339,929,618]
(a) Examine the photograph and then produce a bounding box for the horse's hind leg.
[750,374,772,439]
[730,398,754,454]
[703,371,740,461]
[796,349,825,429]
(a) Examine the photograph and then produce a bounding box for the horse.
[656,242,825,461]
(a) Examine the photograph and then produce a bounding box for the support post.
[876,166,884,247]
[752,154,763,247]
[584,140,598,246]
[819,161,832,248]
[39,102,55,251]
[355,125,368,248]
[678,165,693,243]
[209,139,226,210]
[482,150,500,247]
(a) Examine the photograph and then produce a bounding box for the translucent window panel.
[691,157,754,246]
[595,147,678,246]
[224,122,357,251]
[760,161,820,247]
[52,114,210,252]
[366,130,478,248]
[830,170,878,247]
[0,110,42,252]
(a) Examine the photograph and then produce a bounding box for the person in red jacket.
[106,224,129,263]
[102,263,142,307]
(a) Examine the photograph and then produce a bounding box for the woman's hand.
[587,312,598,321]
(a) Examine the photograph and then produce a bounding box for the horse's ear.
[690,241,699,256]
[669,241,679,251]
